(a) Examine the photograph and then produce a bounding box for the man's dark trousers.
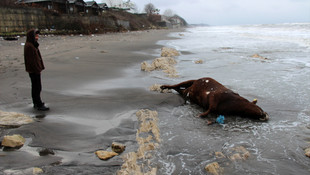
[29,73,43,107]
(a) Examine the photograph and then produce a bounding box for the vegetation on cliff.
[0,1,187,36]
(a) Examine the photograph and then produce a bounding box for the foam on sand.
[149,84,172,93]
[0,110,34,127]
[141,47,180,77]
[117,109,160,175]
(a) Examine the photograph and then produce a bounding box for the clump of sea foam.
[141,47,180,77]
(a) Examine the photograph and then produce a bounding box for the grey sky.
[97,0,310,25]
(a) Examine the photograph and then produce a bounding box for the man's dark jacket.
[24,29,45,74]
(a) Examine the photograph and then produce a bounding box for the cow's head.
[243,99,269,121]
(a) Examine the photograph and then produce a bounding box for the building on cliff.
[67,0,86,14]
[100,0,124,9]
[85,1,100,15]
[17,0,123,15]
[18,0,69,13]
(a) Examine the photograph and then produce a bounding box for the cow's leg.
[161,80,196,94]
[197,109,211,118]
[198,93,218,118]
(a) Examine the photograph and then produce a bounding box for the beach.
[1,23,310,174]
[0,29,184,174]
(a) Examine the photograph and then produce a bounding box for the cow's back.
[191,77,228,93]
[186,78,229,107]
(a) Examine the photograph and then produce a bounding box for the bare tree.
[106,0,114,7]
[164,9,174,17]
[144,3,155,14]
[124,0,138,12]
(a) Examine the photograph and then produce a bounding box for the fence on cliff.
[0,7,143,34]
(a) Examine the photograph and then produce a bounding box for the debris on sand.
[229,146,251,161]
[206,146,251,173]
[141,57,179,77]
[0,110,34,127]
[149,84,172,93]
[3,167,43,175]
[141,47,180,77]
[194,59,203,64]
[205,162,223,175]
[215,152,225,159]
[161,47,180,57]
[251,54,268,60]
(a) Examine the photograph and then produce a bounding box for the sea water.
[153,23,310,174]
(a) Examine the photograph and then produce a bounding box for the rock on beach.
[1,134,25,148]
[95,150,118,160]
[112,142,126,154]
[305,147,310,158]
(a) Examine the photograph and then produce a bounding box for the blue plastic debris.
[216,115,225,124]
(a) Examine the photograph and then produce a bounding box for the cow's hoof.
[160,85,167,90]
[207,120,214,125]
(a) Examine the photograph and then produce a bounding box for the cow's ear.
[252,99,257,104]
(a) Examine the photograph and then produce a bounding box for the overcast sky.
[97,0,310,26]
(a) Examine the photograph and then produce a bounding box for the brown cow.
[161,77,269,121]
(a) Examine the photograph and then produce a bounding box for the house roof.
[85,1,98,7]
[100,0,123,8]
[22,0,67,3]
[68,0,86,5]
[85,1,100,9]
[98,3,108,9]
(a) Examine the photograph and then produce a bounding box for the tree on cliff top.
[144,3,159,15]
[124,0,138,13]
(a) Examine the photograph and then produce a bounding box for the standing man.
[24,29,49,111]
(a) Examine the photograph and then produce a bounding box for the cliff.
[0,6,187,36]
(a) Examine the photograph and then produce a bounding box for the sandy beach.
[0,29,185,174]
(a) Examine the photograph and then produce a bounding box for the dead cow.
[161,77,269,121]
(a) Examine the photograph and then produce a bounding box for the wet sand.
[0,29,184,173]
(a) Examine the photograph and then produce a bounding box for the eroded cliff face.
[0,7,187,35]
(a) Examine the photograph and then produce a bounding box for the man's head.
[35,30,40,41]
[26,29,40,47]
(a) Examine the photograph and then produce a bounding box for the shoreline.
[0,28,185,173]
[0,28,184,109]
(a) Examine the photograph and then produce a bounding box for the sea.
[150,23,310,174]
